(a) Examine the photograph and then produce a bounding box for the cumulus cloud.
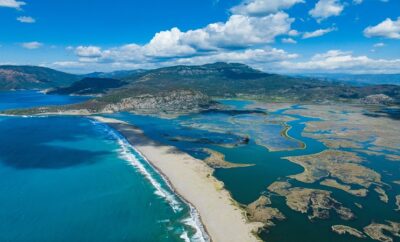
[17,16,35,23]
[302,27,336,39]
[309,0,344,21]
[171,48,298,66]
[0,0,25,9]
[364,17,400,39]
[279,50,400,73]
[75,46,103,58]
[282,38,297,44]
[170,12,294,52]
[67,10,294,65]
[21,41,42,49]
[231,0,304,16]
[288,29,300,36]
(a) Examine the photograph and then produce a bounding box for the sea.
[0,91,207,242]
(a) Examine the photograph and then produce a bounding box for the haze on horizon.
[0,0,399,74]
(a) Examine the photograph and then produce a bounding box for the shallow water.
[110,100,400,242]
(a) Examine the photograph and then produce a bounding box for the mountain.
[120,62,323,99]
[82,69,147,79]
[116,62,400,103]
[0,65,79,90]
[47,77,128,95]
[296,73,400,85]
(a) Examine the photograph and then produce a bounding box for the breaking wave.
[90,119,209,242]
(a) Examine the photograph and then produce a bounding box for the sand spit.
[92,116,263,242]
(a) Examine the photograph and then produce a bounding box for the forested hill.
[0,65,79,90]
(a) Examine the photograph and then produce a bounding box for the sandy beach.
[92,116,263,242]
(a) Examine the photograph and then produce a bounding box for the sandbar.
[92,116,263,242]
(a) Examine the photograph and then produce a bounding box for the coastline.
[91,116,263,242]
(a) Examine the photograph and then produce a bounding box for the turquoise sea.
[0,91,207,242]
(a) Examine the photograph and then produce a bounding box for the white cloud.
[279,50,400,74]
[309,0,344,21]
[143,28,196,57]
[180,12,294,50]
[75,46,103,58]
[21,41,42,49]
[353,0,362,4]
[373,42,385,47]
[364,17,400,39]
[0,0,25,9]
[302,27,336,39]
[172,48,299,66]
[17,16,35,23]
[231,0,304,16]
[282,38,297,44]
[288,29,300,36]
[69,11,294,65]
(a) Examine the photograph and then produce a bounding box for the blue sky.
[0,0,399,73]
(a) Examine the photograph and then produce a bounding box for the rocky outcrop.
[97,89,212,114]
[1,89,215,116]
[360,94,394,105]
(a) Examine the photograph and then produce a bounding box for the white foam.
[89,119,210,242]
[181,205,209,242]
[180,231,191,242]
[115,136,183,212]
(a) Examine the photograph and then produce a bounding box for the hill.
[296,73,400,85]
[0,65,79,90]
[3,89,214,116]
[115,62,400,104]
[48,77,128,95]
[82,69,147,79]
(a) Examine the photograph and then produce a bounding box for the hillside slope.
[48,77,128,95]
[117,62,400,104]
[0,65,79,90]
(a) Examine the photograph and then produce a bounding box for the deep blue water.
[0,90,90,111]
[0,91,206,242]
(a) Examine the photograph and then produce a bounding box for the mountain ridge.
[0,65,79,90]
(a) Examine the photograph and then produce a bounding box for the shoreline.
[91,116,263,242]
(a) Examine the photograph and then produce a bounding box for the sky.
[0,0,399,74]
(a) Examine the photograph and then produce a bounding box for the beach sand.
[92,116,263,242]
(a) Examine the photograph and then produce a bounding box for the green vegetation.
[48,77,128,95]
[114,62,400,104]
[0,65,79,90]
